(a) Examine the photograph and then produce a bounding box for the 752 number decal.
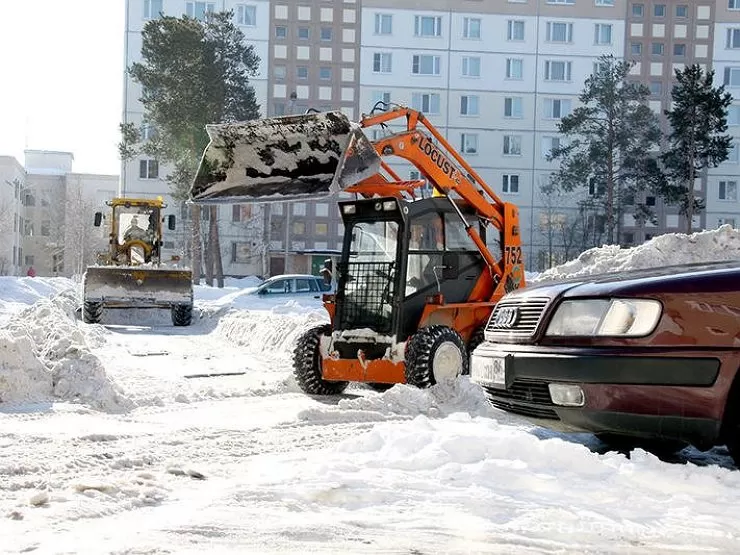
[504,246,522,266]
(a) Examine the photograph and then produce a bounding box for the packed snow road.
[1,275,740,553]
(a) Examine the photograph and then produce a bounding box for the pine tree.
[548,54,664,245]
[125,12,260,286]
[660,65,732,233]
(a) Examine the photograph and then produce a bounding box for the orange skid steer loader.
[190,105,526,394]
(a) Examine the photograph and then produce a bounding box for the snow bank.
[535,224,740,282]
[0,292,132,412]
[0,276,75,326]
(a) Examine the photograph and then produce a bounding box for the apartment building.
[0,156,25,276]
[123,0,740,273]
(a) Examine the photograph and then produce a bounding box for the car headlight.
[545,298,662,337]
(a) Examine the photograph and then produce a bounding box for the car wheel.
[171,303,193,326]
[82,301,103,324]
[293,324,348,395]
[405,326,468,388]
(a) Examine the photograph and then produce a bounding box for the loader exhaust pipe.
[189,111,381,204]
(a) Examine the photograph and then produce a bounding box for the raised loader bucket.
[189,111,382,204]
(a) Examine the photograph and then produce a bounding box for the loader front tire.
[82,301,103,324]
[293,324,348,395]
[405,326,468,388]
[171,303,193,326]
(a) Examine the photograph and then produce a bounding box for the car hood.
[512,260,740,300]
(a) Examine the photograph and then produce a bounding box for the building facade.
[122,0,740,273]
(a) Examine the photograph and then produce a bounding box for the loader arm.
[354,107,522,289]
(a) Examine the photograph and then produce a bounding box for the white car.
[252,274,333,298]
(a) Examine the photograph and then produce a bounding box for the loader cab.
[335,196,501,340]
[112,203,162,264]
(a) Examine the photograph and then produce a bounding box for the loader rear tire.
[82,301,103,324]
[405,326,468,388]
[293,324,348,396]
[171,304,193,326]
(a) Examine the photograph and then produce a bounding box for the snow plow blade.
[82,266,193,308]
[189,111,381,204]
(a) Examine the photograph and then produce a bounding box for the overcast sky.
[0,0,124,175]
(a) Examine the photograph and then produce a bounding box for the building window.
[236,4,256,26]
[650,82,662,95]
[411,92,441,114]
[545,61,572,81]
[595,0,614,4]
[631,42,642,55]
[412,55,441,75]
[594,24,612,45]
[374,13,392,35]
[653,4,665,16]
[547,0,575,5]
[546,22,573,43]
[543,136,561,158]
[414,15,443,37]
[506,58,523,79]
[727,143,739,162]
[671,43,686,57]
[507,20,525,41]
[274,65,286,80]
[719,180,738,201]
[503,135,522,156]
[463,17,481,39]
[724,67,740,86]
[24,220,33,237]
[503,174,520,194]
[718,217,736,227]
[293,221,306,235]
[25,255,34,266]
[728,29,740,49]
[632,3,643,16]
[460,95,479,116]
[462,56,481,77]
[460,133,478,154]
[143,0,162,19]
[675,5,688,17]
[372,91,391,108]
[297,66,308,79]
[141,123,157,141]
[319,67,331,80]
[320,27,332,41]
[652,42,664,55]
[139,159,159,179]
[731,0,740,10]
[273,103,286,116]
[185,2,215,20]
[314,222,328,235]
[292,202,306,216]
[544,98,571,118]
[373,52,392,73]
[298,26,310,40]
[275,25,287,39]
[729,105,740,125]
[41,220,50,236]
[504,97,523,118]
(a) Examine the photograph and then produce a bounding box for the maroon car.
[470,261,740,462]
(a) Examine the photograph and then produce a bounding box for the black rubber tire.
[405,325,468,388]
[171,304,193,326]
[293,324,348,395]
[596,433,686,459]
[465,326,487,376]
[82,301,103,324]
[367,383,394,392]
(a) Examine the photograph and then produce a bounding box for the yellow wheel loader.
[81,197,194,326]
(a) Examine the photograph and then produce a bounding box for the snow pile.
[298,378,528,427]
[535,224,740,282]
[0,276,76,325]
[0,292,133,412]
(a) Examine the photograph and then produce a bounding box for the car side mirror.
[94,212,102,227]
[168,215,176,230]
[442,252,460,280]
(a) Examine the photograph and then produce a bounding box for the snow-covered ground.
[1,227,740,554]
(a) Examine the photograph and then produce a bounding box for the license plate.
[470,355,507,389]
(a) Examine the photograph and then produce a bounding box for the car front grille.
[485,297,550,338]
[483,379,559,420]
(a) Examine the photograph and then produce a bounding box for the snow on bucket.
[189,111,381,204]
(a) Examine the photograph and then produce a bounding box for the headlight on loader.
[546,298,662,337]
